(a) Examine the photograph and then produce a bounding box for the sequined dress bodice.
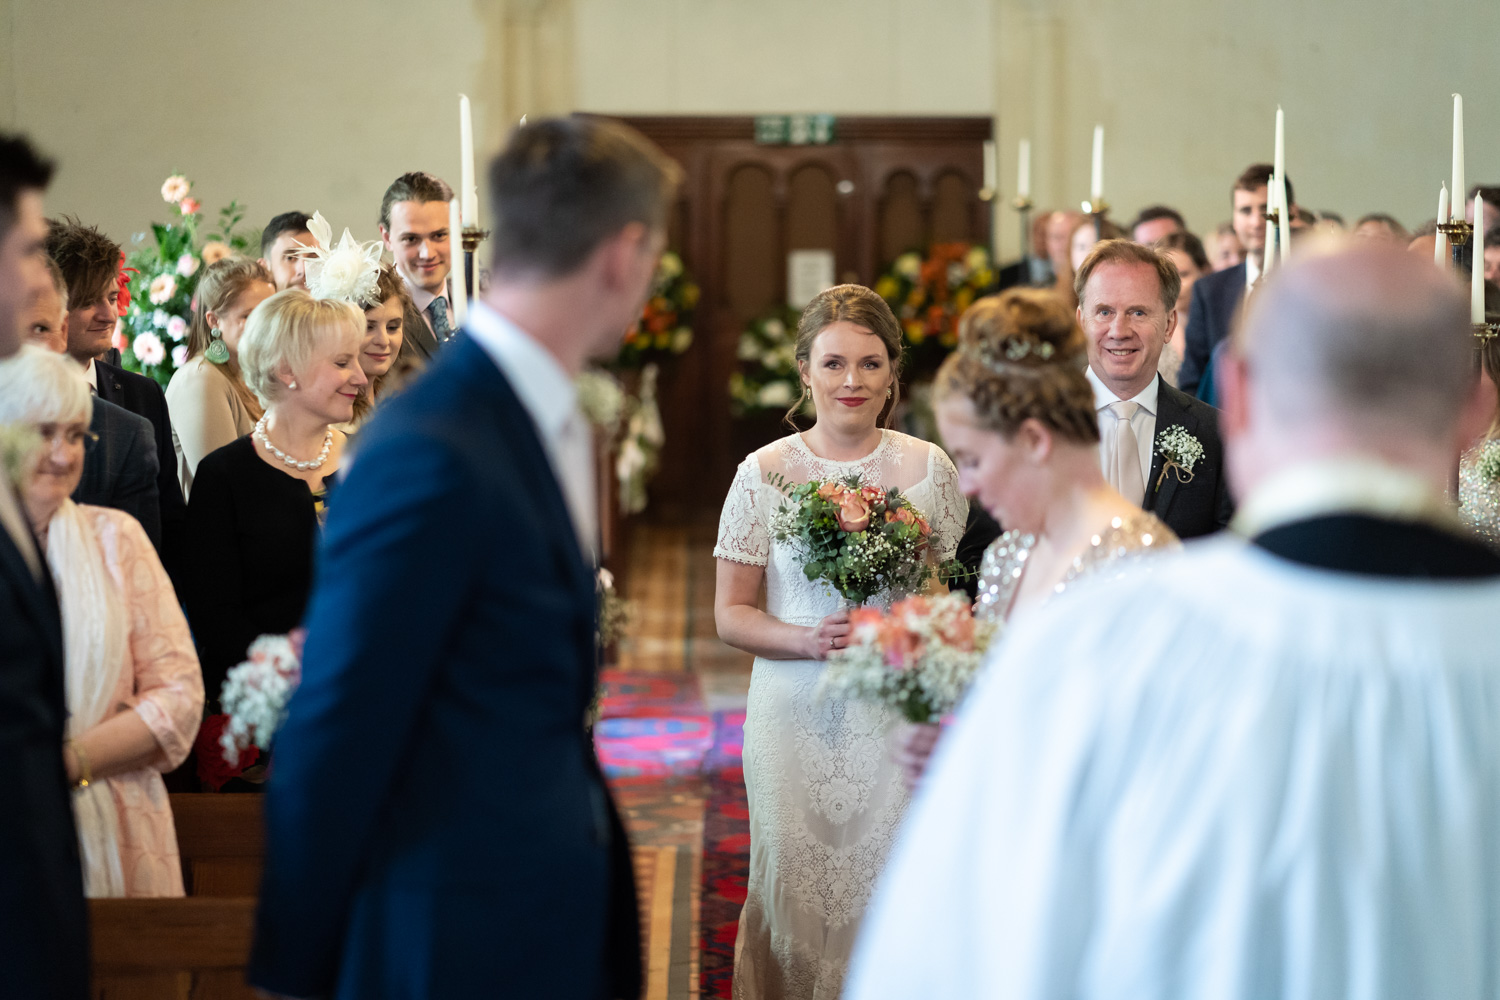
[1458,440,1500,549]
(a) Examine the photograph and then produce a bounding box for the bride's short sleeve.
[715,453,770,567]
[927,444,967,563]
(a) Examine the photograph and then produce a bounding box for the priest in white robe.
[846,244,1500,1000]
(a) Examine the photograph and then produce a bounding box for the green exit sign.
[755,114,837,146]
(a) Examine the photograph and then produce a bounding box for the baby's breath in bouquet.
[822,592,995,723]
[769,473,962,605]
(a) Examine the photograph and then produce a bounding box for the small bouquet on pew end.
[218,631,303,766]
[769,472,965,605]
[822,592,995,723]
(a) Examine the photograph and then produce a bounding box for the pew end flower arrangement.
[616,250,698,369]
[196,632,302,790]
[118,174,259,387]
[768,473,967,605]
[729,309,808,417]
[875,242,995,376]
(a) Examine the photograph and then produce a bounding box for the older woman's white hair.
[0,343,92,426]
[238,289,364,407]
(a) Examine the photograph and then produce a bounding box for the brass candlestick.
[1438,219,1474,276]
[1264,209,1281,263]
[1012,196,1034,273]
[1475,322,1500,342]
[460,225,490,297]
[1082,198,1110,241]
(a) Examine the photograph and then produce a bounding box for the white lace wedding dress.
[715,430,966,1000]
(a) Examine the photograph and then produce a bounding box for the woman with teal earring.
[164,257,275,498]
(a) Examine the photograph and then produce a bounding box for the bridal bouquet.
[822,592,995,723]
[770,473,954,604]
[218,632,303,765]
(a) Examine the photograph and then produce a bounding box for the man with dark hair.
[47,218,187,577]
[1178,163,1298,396]
[258,210,314,290]
[1466,184,1500,232]
[251,115,680,1000]
[1484,223,1500,287]
[1073,239,1233,539]
[378,171,456,364]
[0,131,89,1000]
[1130,204,1186,244]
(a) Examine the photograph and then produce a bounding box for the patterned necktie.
[1108,400,1146,506]
[427,296,452,342]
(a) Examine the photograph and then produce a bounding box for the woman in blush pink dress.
[0,345,203,896]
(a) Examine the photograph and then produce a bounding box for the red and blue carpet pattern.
[594,669,748,998]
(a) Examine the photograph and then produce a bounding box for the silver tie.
[1108,400,1145,506]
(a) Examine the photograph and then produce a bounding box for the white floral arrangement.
[219,633,302,764]
[617,363,665,514]
[1154,424,1205,490]
[729,309,806,416]
[821,592,996,723]
[576,369,626,435]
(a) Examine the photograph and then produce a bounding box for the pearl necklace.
[254,415,333,472]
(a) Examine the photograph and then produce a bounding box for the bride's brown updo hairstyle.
[789,283,905,429]
[934,288,1099,444]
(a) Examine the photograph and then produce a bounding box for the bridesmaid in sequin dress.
[895,289,1179,788]
[1459,329,1500,547]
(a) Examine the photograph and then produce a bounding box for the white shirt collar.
[403,270,449,315]
[462,300,578,440]
[83,357,97,390]
[1085,365,1159,415]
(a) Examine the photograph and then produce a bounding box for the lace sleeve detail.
[715,453,770,566]
[926,444,967,562]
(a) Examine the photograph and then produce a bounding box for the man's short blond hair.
[1073,238,1181,314]
[238,289,363,407]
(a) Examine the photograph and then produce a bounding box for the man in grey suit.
[22,257,162,546]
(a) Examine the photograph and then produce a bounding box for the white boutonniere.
[1154,424,1204,491]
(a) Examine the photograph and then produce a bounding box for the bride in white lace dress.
[715,286,966,999]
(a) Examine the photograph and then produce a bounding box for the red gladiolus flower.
[115,252,137,316]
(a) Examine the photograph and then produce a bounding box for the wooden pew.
[169,793,263,897]
[91,897,257,1000]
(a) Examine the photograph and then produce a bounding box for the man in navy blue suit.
[1178,164,1297,397]
[249,116,681,1000]
[0,132,88,1000]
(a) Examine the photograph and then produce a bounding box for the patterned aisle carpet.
[594,521,753,1000]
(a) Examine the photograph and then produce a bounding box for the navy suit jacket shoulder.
[0,523,87,999]
[1178,262,1245,396]
[1145,377,1234,539]
[94,360,187,579]
[249,335,639,1000]
[75,397,160,547]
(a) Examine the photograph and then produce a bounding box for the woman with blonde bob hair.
[0,346,204,892]
[181,291,365,772]
[164,256,275,497]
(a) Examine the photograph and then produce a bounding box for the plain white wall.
[2,0,1495,263]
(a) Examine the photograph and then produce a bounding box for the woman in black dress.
[183,289,367,710]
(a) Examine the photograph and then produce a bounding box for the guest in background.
[1484,224,1500,286]
[257,211,313,291]
[163,256,273,498]
[1179,164,1297,396]
[1208,221,1244,271]
[1315,209,1346,229]
[346,264,412,431]
[1466,184,1500,232]
[24,258,161,543]
[1129,204,1186,245]
[1077,239,1232,539]
[1045,209,1084,308]
[182,290,363,709]
[994,210,1055,292]
[897,290,1178,790]
[1153,230,1211,387]
[1354,213,1410,246]
[1069,215,1126,272]
[377,171,455,366]
[47,218,187,575]
[0,129,89,1000]
[1459,290,1500,546]
[0,346,203,897]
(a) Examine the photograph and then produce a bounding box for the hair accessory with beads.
[299,211,384,307]
[964,336,1056,373]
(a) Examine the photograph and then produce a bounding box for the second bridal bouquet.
[770,473,954,604]
[823,592,995,723]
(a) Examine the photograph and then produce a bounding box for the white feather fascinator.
[300,211,384,306]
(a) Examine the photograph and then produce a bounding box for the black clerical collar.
[1251,513,1500,579]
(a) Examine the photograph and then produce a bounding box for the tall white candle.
[983,140,997,192]
[1090,125,1104,203]
[1017,138,1031,199]
[1262,181,1278,276]
[1277,172,1291,266]
[448,198,468,329]
[1436,184,1450,268]
[1475,194,1486,323]
[1452,94,1465,224]
[459,94,478,227]
[1273,106,1285,184]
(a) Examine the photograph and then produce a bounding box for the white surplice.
[847,528,1500,1000]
